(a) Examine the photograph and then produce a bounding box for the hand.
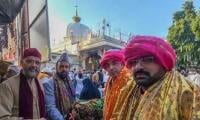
[69,109,77,120]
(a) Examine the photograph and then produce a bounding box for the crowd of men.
[0,35,200,120]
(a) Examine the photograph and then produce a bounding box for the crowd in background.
[1,36,200,120]
[0,62,109,100]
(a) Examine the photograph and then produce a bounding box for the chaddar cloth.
[111,70,200,120]
[104,67,132,120]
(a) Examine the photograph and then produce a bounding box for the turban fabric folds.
[100,49,124,69]
[125,35,176,71]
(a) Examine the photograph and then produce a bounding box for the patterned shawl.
[54,74,75,119]
[111,70,200,120]
[103,67,132,120]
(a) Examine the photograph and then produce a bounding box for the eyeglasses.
[128,56,155,67]
[25,59,41,65]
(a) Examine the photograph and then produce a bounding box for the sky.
[48,0,200,45]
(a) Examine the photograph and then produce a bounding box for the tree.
[191,12,200,65]
[167,1,200,67]
[192,12,200,40]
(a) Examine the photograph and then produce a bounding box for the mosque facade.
[51,8,125,71]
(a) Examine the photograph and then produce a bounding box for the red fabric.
[100,49,124,69]
[23,48,41,60]
[19,71,46,119]
[125,35,176,71]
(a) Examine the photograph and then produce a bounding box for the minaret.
[72,5,81,23]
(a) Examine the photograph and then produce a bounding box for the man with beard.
[43,52,75,120]
[100,49,132,120]
[111,35,200,120]
[0,48,46,119]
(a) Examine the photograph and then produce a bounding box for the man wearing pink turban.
[100,49,132,120]
[111,35,200,120]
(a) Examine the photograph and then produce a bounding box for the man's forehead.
[58,61,69,65]
[23,56,41,61]
[106,59,122,64]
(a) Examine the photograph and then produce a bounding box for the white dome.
[66,22,91,44]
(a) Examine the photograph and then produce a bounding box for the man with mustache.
[112,35,200,120]
[100,49,132,120]
[43,52,75,120]
[0,48,46,119]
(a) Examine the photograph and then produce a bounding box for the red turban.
[23,48,42,60]
[125,35,176,71]
[100,49,124,69]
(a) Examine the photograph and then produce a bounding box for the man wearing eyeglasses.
[43,52,75,120]
[100,49,132,120]
[112,35,200,120]
[0,48,46,119]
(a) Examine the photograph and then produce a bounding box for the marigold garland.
[104,67,132,120]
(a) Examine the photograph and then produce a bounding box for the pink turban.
[125,35,176,71]
[23,48,42,60]
[100,49,125,69]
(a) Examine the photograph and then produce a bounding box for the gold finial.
[72,5,81,23]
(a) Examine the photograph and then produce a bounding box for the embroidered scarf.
[54,74,75,119]
[112,70,200,120]
[19,71,45,119]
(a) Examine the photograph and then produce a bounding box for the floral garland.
[104,67,132,120]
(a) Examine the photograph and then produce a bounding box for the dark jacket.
[79,78,101,100]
